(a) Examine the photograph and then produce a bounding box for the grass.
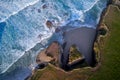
[69,45,83,62]
[89,5,120,80]
[29,44,91,80]
[29,64,65,80]
[29,4,120,80]
[29,64,92,80]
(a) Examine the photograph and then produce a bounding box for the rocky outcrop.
[36,41,61,67]
[42,4,47,9]
[45,20,53,29]
[98,23,108,36]
[36,50,53,64]
[45,41,61,66]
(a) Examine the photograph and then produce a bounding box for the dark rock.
[98,23,108,36]
[42,4,47,9]
[36,63,48,69]
[55,28,61,33]
[98,28,107,35]
[38,34,43,39]
[46,20,53,28]
[38,9,41,13]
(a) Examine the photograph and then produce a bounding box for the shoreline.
[1,1,111,80]
[1,0,119,80]
[0,0,109,76]
[27,1,115,79]
[33,0,111,71]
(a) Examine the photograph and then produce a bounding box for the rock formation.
[46,20,53,28]
[36,41,61,68]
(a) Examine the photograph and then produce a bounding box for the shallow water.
[0,0,108,79]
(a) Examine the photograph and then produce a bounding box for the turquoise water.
[0,0,108,79]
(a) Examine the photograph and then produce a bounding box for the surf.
[0,0,108,76]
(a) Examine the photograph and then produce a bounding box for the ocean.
[0,0,108,80]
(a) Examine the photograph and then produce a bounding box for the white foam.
[0,0,39,22]
[71,9,84,22]
[0,32,52,74]
[0,0,107,74]
[53,0,100,27]
[84,0,99,12]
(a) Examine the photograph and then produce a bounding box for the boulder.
[42,4,47,9]
[46,20,53,28]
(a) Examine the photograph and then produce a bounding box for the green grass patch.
[29,5,120,80]
[89,5,120,80]
[69,45,83,62]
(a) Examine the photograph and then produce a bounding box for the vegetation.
[29,64,92,80]
[29,3,120,80]
[69,45,83,63]
[89,5,120,80]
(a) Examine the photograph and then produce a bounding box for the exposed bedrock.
[36,41,61,68]
[36,27,98,70]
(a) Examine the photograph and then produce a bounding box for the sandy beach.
[61,27,97,68]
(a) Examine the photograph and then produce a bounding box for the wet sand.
[62,27,97,68]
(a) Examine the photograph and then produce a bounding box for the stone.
[36,50,53,64]
[45,41,61,66]
[36,41,61,67]
[38,9,41,13]
[98,23,108,36]
[46,42,59,59]
[42,4,47,9]
[46,20,53,28]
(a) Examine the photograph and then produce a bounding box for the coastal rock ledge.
[36,41,61,68]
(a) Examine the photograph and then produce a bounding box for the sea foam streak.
[0,0,39,22]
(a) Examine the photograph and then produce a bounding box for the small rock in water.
[38,34,43,39]
[42,4,47,9]
[37,9,41,13]
[55,28,61,33]
[46,20,53,28]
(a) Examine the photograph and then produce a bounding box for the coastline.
[28,1,112,79]
[1,0,120,80]
[33,1,111,70]
[26,0,120,79]
[27,1,115,80]
[89,1,120,79]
